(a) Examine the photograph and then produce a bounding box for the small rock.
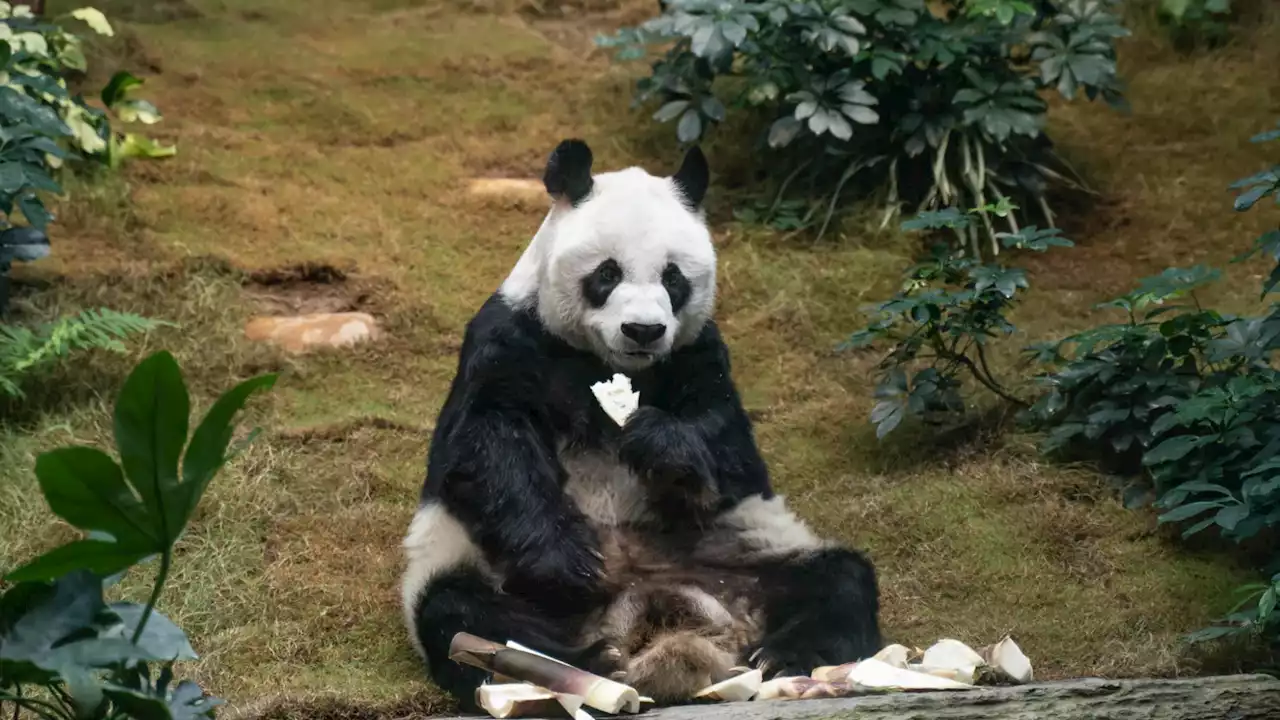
[466,178,548,205]
[244,312,380,354]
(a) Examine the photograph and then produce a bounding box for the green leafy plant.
[0,350,277,719]
[1027,120,1280,648]
[0,307,169,398]
[0,5,175,296]
[1154,0,1234,49]
[597,0,1128,251]
[842,199,1073,438]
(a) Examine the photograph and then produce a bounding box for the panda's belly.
[560,448,652,528]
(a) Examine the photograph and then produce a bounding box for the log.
[435,675,1280,720]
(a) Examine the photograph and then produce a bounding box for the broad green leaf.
[653,100,690,123]
[5,539,151,582]
[72,8,116,36]
[1260,587,1277,621]
[0,571,127,675]
[103,680,222,720]
[1214,504,1249,531]
[34,446,157,548]
[108,603,197,661]
[700,96,726,122]
[1144,432,1215,464]
[100,70,144,109]
[113,351,191,545]
[0,162,27,193]
[115,133,178,162]
[1235,185,1270,212]
[767,116,801,148]
[842,104,879,125]
[870,399,905,439]
[114,99,163,125]
[102,686,174,720]
[1184,625,1244,643]
[1181,516,1217,539]
[676,108,702,143]
[18,194,53,230]
[175,372,274,542]
[1157,500,1224,524]
[0,87,72,138]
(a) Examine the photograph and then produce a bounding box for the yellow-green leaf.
[71,7,115,37]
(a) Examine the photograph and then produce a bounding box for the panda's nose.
[621,322,666,346]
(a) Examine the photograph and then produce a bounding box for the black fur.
[662,263,692,314]
[751,548,882,676]
[672,146,709,209]
[544,139,594,205]
[582,259,622,309]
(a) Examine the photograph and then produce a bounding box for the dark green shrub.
[598,0,1128,251]
[1,5,175,382]
[1153,0,1235,49]
[842,200,1073,438]
[0,350,277,719]
[1027,119,1280,648]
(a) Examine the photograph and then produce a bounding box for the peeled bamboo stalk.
[476,684,591,720]
[694,669,763,702]
[811,662,859,683]
[757,676,860,700]
[449,633,642,714]
[976,636,1034,685]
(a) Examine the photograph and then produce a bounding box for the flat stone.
[244,312,380,354]
[466,178,548,205]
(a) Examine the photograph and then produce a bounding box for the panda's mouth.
[624,351,653,358]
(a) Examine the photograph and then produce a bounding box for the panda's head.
[501,139,716,372]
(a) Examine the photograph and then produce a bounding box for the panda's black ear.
[672,146,709,209]
[543,139,594,205]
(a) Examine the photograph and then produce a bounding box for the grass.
[2,0,1278,716]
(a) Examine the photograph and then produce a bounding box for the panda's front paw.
[619,407,716,500]
[504,537,608,617]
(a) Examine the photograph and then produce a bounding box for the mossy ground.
[2,0,1278,716]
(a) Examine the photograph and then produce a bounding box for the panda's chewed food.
[591,373,639,426]
[454,631,1036,717]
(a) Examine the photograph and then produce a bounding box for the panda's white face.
[502,144,716,371]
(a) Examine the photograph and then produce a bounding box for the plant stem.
[947,347,1028,407]
[769,159,812,217]
[130,550,172,645]
[974,342,1020,402]
[0,692,70,720]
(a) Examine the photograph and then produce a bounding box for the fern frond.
[0,307,171,398]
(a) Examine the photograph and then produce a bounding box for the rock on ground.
[244,312,380,354]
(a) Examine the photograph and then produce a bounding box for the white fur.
[561,448,650,527]
[695,494,826,563]
[400,502,488,659]
[500,166,716,371]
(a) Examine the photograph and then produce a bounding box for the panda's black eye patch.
[662,263,691,314]
[582,259,623,308]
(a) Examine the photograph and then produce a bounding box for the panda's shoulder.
[674,319,733,367]
[457,292,547,375]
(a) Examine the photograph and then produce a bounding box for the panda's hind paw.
[749,631,847,679]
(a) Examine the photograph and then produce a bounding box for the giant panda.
[400,139,881,708]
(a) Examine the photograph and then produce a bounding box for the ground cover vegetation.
[1,0,1278,717]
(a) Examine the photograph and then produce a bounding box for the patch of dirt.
[517,0,658,55]
[93,0,204,24]
[242,263,373,316]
